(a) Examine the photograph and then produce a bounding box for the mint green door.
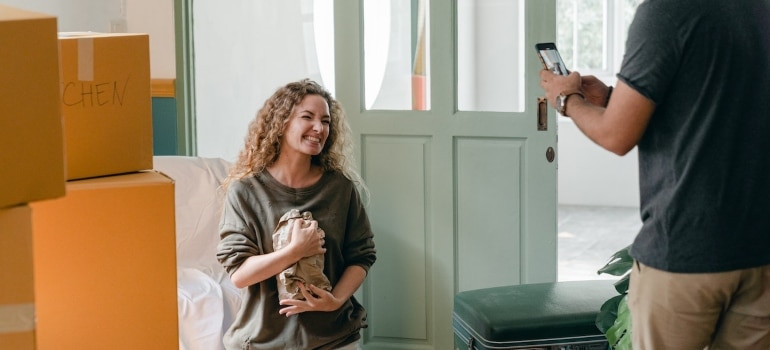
[334,1,559,349]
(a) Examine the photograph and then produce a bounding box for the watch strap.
[558,89,585,116]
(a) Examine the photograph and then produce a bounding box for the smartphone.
[535,42,569,76]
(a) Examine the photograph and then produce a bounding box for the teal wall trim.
[174,0,197,156]
[152,96,179,155]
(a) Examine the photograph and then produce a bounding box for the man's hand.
[580,75,611,106]
[539,69,582,109]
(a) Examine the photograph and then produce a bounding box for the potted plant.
[595,245,633,349]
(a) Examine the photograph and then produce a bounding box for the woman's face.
[280,94,331,158]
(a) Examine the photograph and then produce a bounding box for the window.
[556,0,642,85]
[363,0,528,113]
[363,0,431,111]
[456,0,525,113]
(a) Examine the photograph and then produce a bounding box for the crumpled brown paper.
[272,209,332,301]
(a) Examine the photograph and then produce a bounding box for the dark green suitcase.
[453,280,618,350]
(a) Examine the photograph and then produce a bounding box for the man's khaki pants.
[629,261,770,349]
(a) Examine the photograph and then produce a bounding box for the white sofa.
[153,156,241,350]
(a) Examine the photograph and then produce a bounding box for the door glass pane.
[363,0,430,111]
[457,0,525,113]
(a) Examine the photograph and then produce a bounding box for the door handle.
[537,96,548,131]
[538,97,556,163]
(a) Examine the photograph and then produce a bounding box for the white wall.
[1,0,175,78]
[558,119,640,207]
[191,1,332,162]
[2,0,117,32]
[126,0,175,78]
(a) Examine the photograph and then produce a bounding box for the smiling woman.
[277,94,331,171]
[216,79,375,350]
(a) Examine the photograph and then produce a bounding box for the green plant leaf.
[606,295,632,350]
[615,330,633,350]
[596,245,635,349]
[595,294,623,333]
[614,273,630,294]
[597,245,633,276]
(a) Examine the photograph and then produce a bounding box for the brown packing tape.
[0,303,35,334]
[77,37,94,81]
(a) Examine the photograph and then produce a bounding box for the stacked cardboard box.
[1,6,178,349]
[58,32,154,180]
[28,32,179,350]
[0,6,65,209]
[0,6,63,349]
[31,172,178,350]
[0,206,36,349]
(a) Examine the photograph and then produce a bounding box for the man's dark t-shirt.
[618,0,770,273]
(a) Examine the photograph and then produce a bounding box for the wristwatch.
[556,89,585,116]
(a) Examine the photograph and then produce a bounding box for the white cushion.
[153,156,231,271]
[177,268,225,350]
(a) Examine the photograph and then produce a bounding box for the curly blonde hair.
[224,79,365,193]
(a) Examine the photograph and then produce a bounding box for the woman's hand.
[278,282,343,316]
[287,219,326,259]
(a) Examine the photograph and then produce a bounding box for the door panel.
[456,137,523,291]
[364,136,430,342]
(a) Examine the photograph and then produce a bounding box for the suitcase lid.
[453,280,618,342]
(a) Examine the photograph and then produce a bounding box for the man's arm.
[568,81,655,155]
[540,70,655,155]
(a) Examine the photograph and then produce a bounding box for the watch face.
[556,94,567,114]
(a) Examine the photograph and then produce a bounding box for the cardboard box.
[0,5,66,209]
[0,205,36,350]
[31,171,178,350]
[59,32,153,180]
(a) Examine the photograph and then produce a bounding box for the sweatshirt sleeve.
[342,185,377,273]
[217,181,263,275]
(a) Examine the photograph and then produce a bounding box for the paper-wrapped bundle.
[272,209,332,301]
